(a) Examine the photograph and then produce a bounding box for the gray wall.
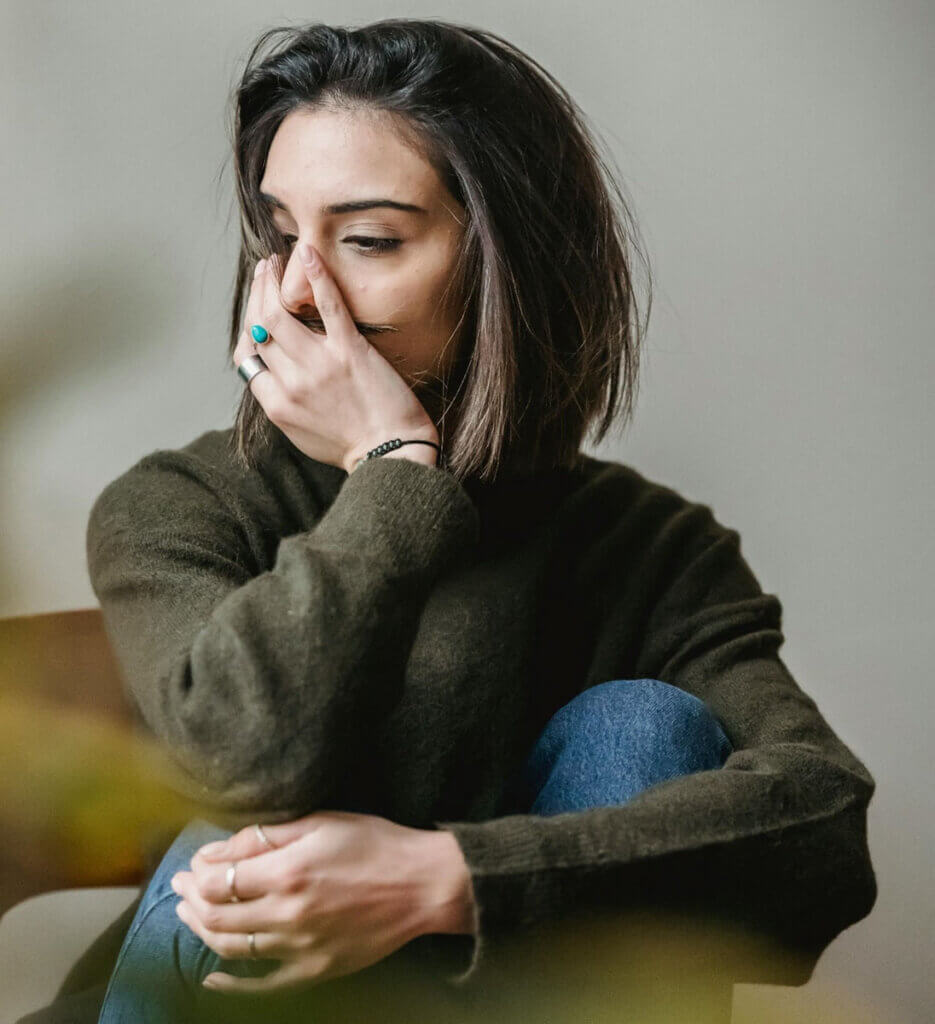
[1,2,931,1021]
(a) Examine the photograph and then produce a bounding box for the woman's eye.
[280,234,400,255]
[343,236,401,255]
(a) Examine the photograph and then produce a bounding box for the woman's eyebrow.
[259,191,428,216]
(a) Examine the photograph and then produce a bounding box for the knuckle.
[189,862,209,887]
[264,395,287,425]
[321,297,343,319]
[282,872,304,897]
[280,894,309,930]
[280,864,308,896]
[217,935,240,958]
[202,907,224,931]
[263,307,283,331]
[279,369,301,403]
[279,287,300,309]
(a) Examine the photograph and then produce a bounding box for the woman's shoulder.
[571,451,724,526]
[566,453,768,624]
[559,453,753,585]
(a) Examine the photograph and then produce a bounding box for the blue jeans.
[97,678,733,1023]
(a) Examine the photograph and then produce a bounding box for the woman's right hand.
[233,244,440,473]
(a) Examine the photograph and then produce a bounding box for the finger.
[204,959,328,994]
[196,815,333,862]
[298,243,359,344]
[256,255,322,376]
[235,260,284,409]
[255,253,305,364]
[195,822,282,864]
[171,874,286,934]
[175,899,292,961]
[188,842,303,904]
[233,259,267,366]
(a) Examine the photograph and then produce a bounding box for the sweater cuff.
[313,454,480,577]
[428,815,543,987]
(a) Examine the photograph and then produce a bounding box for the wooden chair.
[0,607,130,722]
[0,608,147,919]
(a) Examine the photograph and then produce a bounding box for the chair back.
[0,608,143,916]
[0,607,130,722]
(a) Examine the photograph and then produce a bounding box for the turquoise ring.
[251,324,270,344]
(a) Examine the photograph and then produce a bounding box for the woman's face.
[257,105,468,421]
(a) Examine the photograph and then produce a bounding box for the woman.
[25,17,876,1024]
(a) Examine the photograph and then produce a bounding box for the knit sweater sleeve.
[433,482,877,989]
[86,447,478,821]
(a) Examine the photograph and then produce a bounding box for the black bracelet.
[353,438,446,470]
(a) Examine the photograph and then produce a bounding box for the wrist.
[345,428,441,474]
[381,443,439,468]
[413,829,477,937]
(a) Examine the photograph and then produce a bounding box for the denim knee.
[99,820,239,1022]
[569,677,732,769]
[515,678,733,815]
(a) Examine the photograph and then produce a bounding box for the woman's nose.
[272,249,318,316]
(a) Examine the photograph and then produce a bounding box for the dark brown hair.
[224,18,652,482]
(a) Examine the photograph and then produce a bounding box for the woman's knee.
[101,819,236,1013]
[514,678,733,814]
[557,678,733,770]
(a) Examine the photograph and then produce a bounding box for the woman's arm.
[432,488,877,987]
[86,437,478,821]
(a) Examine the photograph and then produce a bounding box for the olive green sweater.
[80,426,875,995]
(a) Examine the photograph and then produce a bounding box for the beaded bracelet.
[352,438,446,470]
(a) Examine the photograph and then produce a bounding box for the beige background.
[1,1,931,1021]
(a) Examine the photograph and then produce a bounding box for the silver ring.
[226,862,240,903]
[248,931,258,959]
[254,823,276,850]
[237,354,268,385]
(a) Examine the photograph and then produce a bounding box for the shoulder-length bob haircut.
[225,18,652,482]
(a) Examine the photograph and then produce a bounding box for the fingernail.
[170,875,180,893]
[299,242,316,266]
[199,841,226,857]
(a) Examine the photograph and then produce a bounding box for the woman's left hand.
[169,810,475,994]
